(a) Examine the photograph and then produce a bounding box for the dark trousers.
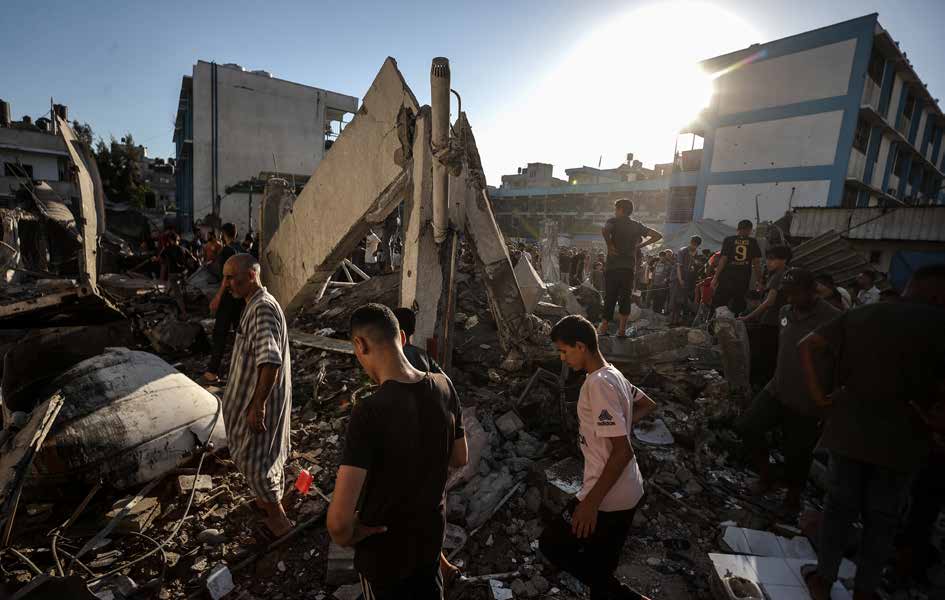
[650,287,668,314]
[207,297,244,374]
[736,389,820,489]
[540,500,644,600]
[712,280,748,315]
[359,561,442,600]
[899,452,945,575]
[748,324,779,387]
[817,452,913,595]
[603,268,635,321]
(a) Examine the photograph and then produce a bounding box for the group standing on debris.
[171,191,945,600]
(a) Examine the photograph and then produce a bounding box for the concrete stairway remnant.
[260,58,419,318]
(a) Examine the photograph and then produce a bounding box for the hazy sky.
[4,0,943,184]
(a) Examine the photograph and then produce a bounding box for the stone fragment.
[524,487,542,514]
[178,474,213,494]
[495,410,524,438]
[197,528,227,546]
[531,574,550,594]
[105,496,161,534]
[333,583,362,600]
[326,542,357,585]
[684,480,704,495]
[206,564,234,600]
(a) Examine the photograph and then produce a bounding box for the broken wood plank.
[289,330,354,355]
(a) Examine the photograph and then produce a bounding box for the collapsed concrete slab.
[261,58,419,319]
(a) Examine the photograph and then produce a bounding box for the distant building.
[669,13,945,235]
[134,146,176,211]
[173,61,359,232]
[0,100,74,205]
[491,154,668,247]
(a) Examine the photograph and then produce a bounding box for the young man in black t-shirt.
[328,304,468,600]
[158,231,195,317]
[711,219,762,315]
[599,198,662,336]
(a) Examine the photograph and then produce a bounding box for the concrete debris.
[326,541,357,585]
[512,254,545,313]
[332,583,363,600]
[713,308,751,402]
[634,418,675,445]
[104,496,160,534]
[494,410,525,438]
[545,281,585,317]
[206,564,235,600]
[178,474,213,494]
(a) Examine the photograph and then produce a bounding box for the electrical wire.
[85,393,221,585]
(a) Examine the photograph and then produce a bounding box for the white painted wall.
[872,135,893,188]
[0,149,61,181]
[887,74,904,121]
[711,110,842,172]
[716,39,857,116]
[702,179,831,226]
[190,62,358,226]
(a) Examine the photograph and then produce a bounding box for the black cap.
[780,267,816,291]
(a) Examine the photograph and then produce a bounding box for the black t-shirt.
[603,216,646,272]
[759,268,787,326]
[341,373,463,585]
[160,244,187,275]
[719,235,761,287]
[403,344,443,374]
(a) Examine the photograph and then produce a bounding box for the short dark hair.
[767,245,792,261]
[737,219,753,231]
[690,236,703,246]
[780,267,815,291]
[550,315,598,353]
[615,198,634,214]
[393,307,417,337]
[814,273,835,286]
[350,303,400,345]
[167,231,180,243]
[859,270,876,282]
[221,223,237,240]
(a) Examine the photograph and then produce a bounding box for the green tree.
[93,133,153,208]
[71,121,94,146]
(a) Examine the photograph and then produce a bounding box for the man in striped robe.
[222,253,293,538]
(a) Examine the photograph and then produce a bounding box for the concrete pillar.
[259,178,295,276]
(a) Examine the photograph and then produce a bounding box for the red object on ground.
[295,469,313,494]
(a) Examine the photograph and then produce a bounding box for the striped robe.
[222,286,292,503]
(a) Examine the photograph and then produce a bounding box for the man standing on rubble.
[220,253,294,538]
[740,245,792,385]
[202,223,245,384]
[329,304,467,599]
[737,268,839,513]
[711,219,762,315]
[798,264,945,600]
[543,315,656,600]
[599,198,662,337]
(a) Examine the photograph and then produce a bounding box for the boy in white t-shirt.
[541,315,656,600]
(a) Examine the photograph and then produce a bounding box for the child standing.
[541,315,656,600]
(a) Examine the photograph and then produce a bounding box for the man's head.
[208,230,218,242]
[393,307,417,341]
[222,253,260,299]
[550,315,599,371]
[689,236,703,251]
[350,304,405,382]
[903,264,945,307]
[167,231,180,245]
[857,270,876,290]
[781,268,817,310]
[766,245,792,272]
[737,219,753,235]
[221,222,237,244]
[614,198,634,218]
[814,273,835,297]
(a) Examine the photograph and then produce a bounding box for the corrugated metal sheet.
[790,207,945,242]
[790,230,871,287]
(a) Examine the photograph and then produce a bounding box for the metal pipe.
[431,57,451,243]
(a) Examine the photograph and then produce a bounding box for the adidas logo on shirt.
[598,409,615,426]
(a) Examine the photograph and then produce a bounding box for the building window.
[4,162,34,179]
[903,94,915,119]
[893,151,905,177]
[852,118,870,152]
[867,47,885,85]
[841,184,858,208]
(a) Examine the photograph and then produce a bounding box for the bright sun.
[479,2,763,182]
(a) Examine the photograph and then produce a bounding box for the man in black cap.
[737,268,840,513]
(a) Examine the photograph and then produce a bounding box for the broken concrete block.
[513,254,545,313]
[633,418,674,445]
[543,456,583,514]
[546,282,585,316]
[443,523,467,551]
[197,528,227,546]
[206,564,234,600]
[326,541,358,585]
[333,583,362,600]
[178,474,213,494]
[105,496,160,534]
[489,579,514,600]
[494,410,524,438]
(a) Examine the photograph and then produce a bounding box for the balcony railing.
[861,78,881,112]
[847,148,867,181]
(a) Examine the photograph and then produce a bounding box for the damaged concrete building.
[172,62,359,233]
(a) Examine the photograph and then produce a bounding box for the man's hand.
[210,295,221,313]
[571,498,598,539]
[247,400,267,433]
[351,516,387,544]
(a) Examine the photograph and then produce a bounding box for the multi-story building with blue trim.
[666,13,945,235]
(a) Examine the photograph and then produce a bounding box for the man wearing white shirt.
[541,315,656,600]
[856,270,881,305]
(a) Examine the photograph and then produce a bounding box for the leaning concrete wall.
[261,58,418,318]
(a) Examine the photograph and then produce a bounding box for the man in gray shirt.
[737,268,839,513]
